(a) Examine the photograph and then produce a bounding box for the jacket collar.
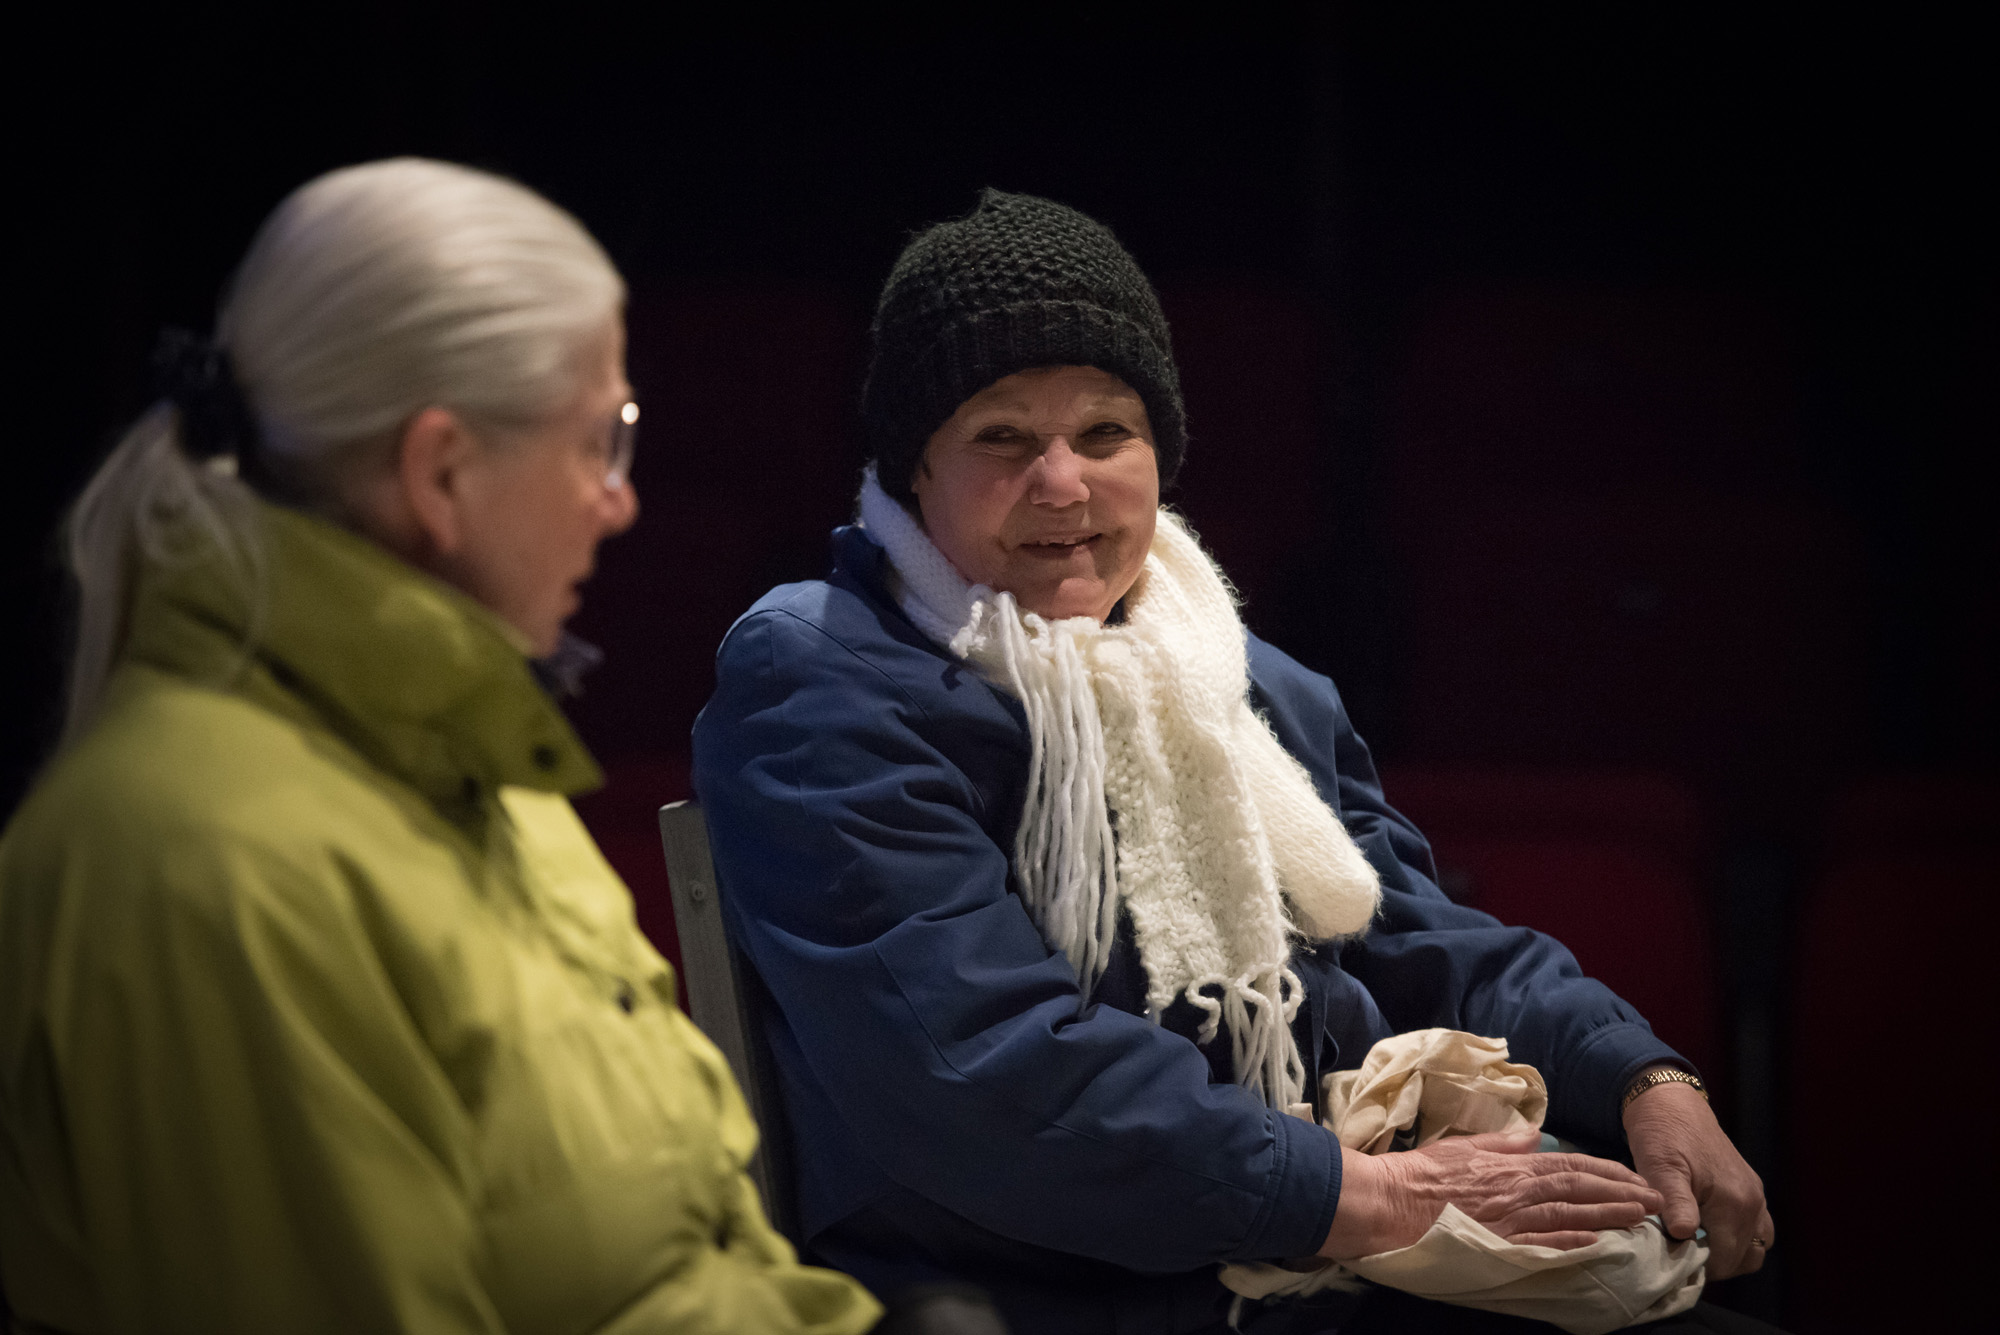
[831,522,898,610]
[123,500,602,809]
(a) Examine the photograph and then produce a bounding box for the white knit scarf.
[858,469,1382,1109]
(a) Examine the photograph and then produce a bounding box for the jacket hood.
[121,500,602,809]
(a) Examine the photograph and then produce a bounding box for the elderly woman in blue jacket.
[692,191,1774,1335]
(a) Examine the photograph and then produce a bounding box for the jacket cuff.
[1233,1109,1342,1261]
[1549,1021,1690,1148]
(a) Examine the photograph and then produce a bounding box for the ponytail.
[62,406,263,744]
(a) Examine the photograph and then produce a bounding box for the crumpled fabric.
[1221,1029,1707,1335]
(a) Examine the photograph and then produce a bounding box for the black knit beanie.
[863,189,1186,503]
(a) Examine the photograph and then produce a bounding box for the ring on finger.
[1749,1237,1768,1248]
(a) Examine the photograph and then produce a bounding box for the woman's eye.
[974,426,1029,445]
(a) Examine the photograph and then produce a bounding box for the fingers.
[1498,1198,1653,1237]
[1532,1151,1658,1192]
[1707,1205,1777,1279]
[1476,1158,1665,1220]
[1397,1137,1667,1251]
[1531,1166,1664,1211]
[1442,1136,1659,1194]
[1662,1147,1769,1277]
[1745,1208,1775,1271]
[1649,1161,1701,1242]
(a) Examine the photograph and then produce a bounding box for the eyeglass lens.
[607,401,639,487]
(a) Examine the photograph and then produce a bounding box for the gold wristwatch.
[1621,1065,1708,1112]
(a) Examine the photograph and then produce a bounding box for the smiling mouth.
[1020,534,1100,556]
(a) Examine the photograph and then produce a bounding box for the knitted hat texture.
[863,189,1186,502]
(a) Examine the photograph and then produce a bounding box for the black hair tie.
[152,328,262,464]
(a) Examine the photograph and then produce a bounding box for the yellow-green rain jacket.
[0,502,881,1335]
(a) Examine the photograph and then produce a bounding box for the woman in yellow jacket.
[0,159,881,1335]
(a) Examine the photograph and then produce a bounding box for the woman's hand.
[1317,1130,1664,1260]
[1623,1079,1772,1279]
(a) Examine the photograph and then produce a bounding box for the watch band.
[1622,1066,1708,1112]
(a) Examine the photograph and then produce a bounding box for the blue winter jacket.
[692,525,1685,1334]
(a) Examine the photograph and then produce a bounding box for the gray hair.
[63,157,624,744]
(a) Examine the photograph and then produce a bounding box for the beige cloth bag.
[1220,1029,1707,1335]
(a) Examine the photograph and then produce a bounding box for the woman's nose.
[602,477,640,534]
[1028,439,1089,506]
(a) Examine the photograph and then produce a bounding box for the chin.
[526,612,568,657]
[1025,588,1110,623]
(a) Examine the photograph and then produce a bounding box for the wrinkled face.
[911,366,1158,622]
[444,326,639,654]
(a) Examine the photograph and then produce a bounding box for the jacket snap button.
[532,744,559,771]
[616,983,636,1013]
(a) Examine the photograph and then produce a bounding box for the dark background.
[9,8,1990,1331]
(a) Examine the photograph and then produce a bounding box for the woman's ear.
[395,406,479,557]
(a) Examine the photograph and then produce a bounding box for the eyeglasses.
[590,400,640,490]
